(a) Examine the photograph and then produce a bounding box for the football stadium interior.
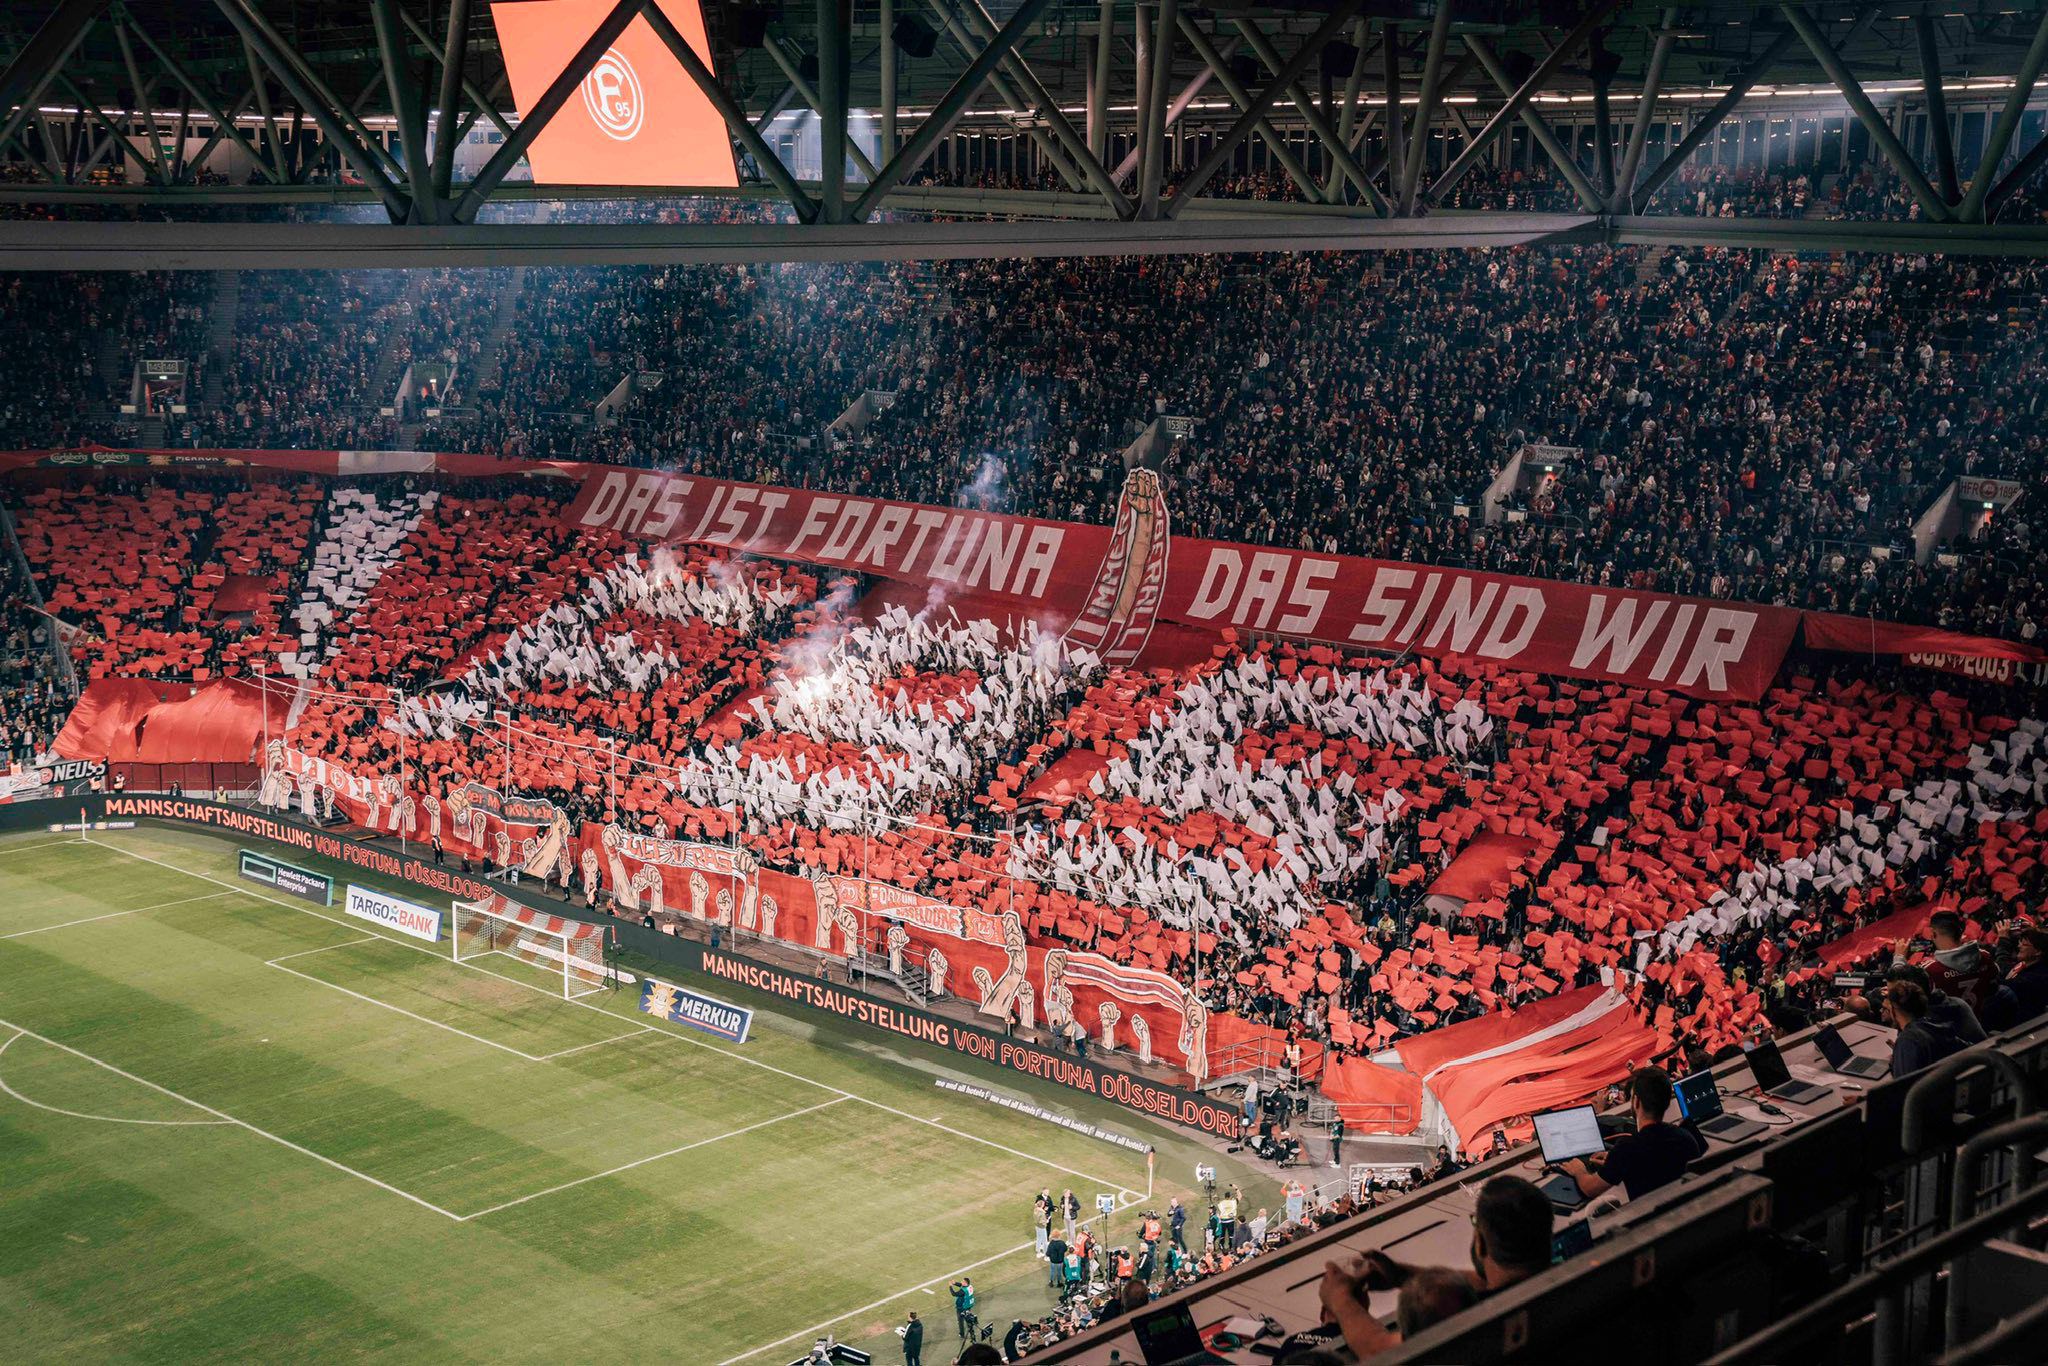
[0,0,2046,1363]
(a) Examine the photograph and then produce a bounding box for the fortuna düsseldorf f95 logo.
[582,48,644,140]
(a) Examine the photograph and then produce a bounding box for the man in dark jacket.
[901,1311,923,1366]
[1987,928,2048,1030]
[1884,981,1968,1078]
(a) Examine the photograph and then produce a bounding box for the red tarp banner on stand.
[1804,612,2048,687]
[1427,1004,1660,1151]
[1427,831,1546,903]
[5,447,2031,701]
[1817,902,1937,969]
[53,678,193,760]
[115,679,289,764]
[1318,1054,1424,1133]
[1392,985,1607,1079]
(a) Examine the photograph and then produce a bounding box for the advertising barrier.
[933,1078,1152,1154]
[638,976,752,1042]
[685,943,1241,1139]
[344,883,445,943]
[238,848,334,906]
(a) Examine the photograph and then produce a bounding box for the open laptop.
[1743,1038,1831,1105]
[1814,1024,1889,1078]
[1551,1218,1595,1264]
[1129,1301,1233,1366]
[1674,1069,1766,1142]
[1532,1104,1606,1208]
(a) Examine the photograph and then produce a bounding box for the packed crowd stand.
[11,199,2038,644]
[7,472,2044,1146]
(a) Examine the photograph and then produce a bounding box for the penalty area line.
[535,1025,662,1061]
[265,958,554,1063]
[459,1096,850,1221]
[1,889,240,939]
[0,1016,463,1222]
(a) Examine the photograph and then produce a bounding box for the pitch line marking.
[265,935,383,964]
[266,958,556,1062]
[0,1031,233,1128]
[459,1097,851,1221]
[0,837,91,858]
[714,1189,1147,1366]
[534,1026,661,1061]
[0,890,240,939]
[0,1016,463,1222]
[81,836,1140,1194]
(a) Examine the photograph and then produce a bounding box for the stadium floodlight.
[451,898,618,1000]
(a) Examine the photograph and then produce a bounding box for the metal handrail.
[1944,1112,2048,1347]
[1902,1047,2035,1157]
[1938,1293,2048,1366]
[1704,1179,2048,1364]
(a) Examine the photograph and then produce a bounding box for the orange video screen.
[490,0,740,187]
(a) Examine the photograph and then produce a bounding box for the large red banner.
[11,447,2034,701]
[1165,538,1801,702]
[562,466,1802,700]
[1803,612,2048,686]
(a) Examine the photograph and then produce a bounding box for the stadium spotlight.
[891,14,938,58]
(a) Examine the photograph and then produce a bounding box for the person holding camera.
[1317,1176,1553,1358]
[950,1278,977,1341]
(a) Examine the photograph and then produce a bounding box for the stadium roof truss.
[0,0,2045,264]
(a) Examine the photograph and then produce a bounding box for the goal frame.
[450,898,616,1000]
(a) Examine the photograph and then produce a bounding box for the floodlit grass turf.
[0,824,1265,1364]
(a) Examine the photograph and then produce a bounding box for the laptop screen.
[1744,1038,1792,1091]
[1130,1302,1207,1366]
[1813,1025,1852,1066]
[1552,1219,1595,1263]
[1532,1105,1606,1164]
[1674,1070,1724,1122]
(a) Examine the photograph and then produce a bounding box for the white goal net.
[450,897,621,1000]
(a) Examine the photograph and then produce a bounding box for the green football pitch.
[0,823,1261,1364]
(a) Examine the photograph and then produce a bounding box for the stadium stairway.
[200,272,239,411]
[361,277,430,420]
[466,205,547,401]
[94,320,125,399]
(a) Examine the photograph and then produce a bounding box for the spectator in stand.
[1915,910,2001,1015]
[1883,980,1970,1078]
[1316,1175,1552,1358]
[1988,927,2048,1028]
